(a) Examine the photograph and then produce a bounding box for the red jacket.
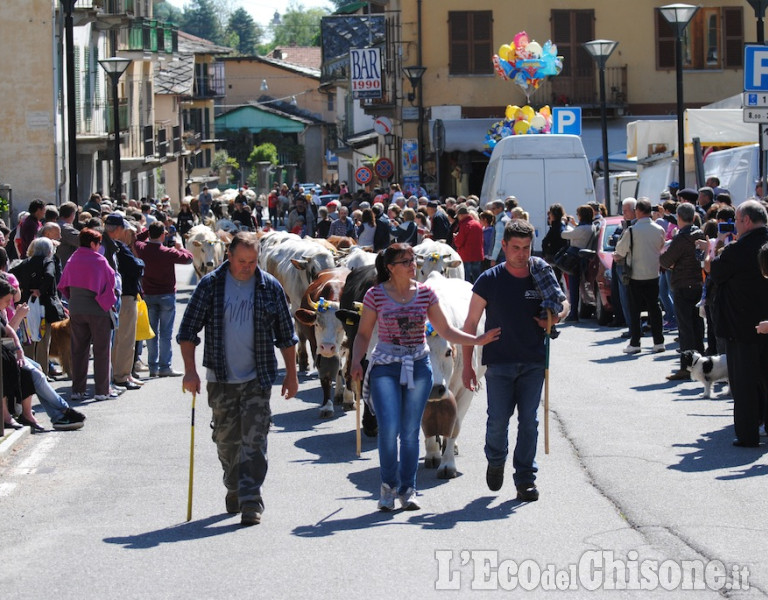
[453,216,485,262]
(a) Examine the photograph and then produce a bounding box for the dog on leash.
[680,350,729,399]
[48,318,72,378]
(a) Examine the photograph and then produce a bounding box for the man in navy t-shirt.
[462,220,568,502]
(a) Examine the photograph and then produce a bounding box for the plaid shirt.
[176,261,298,387]
[529,256,567,316]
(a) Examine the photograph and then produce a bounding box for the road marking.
[12,436,60,475]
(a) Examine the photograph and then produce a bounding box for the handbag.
[135,294,155,341]
[26,296,45,342]
[616,227,633,285]
[552,245,582,275]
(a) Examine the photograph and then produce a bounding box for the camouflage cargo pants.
[207,380,271,512]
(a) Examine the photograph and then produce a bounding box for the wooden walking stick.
[184,387,197,522]
[544,311,552,455]
[353,380,362,457]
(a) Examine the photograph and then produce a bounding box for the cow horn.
[308,298,319,311]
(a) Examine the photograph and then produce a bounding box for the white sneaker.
[134,360,149,373]
[377,483,396,511]
[652,344,665,353]
[398,487,421,511]
[622,345,641,354]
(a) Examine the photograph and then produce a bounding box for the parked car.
[299,183,322,195]
[317,194,340,206]
[577,216,623,324]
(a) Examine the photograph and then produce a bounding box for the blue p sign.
[552,107,582,135]
[745,46,768,91]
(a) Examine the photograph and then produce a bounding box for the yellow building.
[327,1,755,196]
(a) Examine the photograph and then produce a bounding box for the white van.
[595,171,638,215]
[479,134,595,250]
[703,144,759,205]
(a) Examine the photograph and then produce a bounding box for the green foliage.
[270,6,327,48]
[0,196,9,214]
[329,0,361,8]
[248,143,279,166]
[228,8,262,56]
[153,1,184,23]
[180,0,225,45]
[211,150,241,184]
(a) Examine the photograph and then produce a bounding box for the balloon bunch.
[492,31,563,101]
[483,105,553,155]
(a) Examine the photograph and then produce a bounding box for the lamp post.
[99,57,132,201]
[403,65,426,189]
[62,0,78,204]
[660,4,699,190]
[746,0,768,190]
[583,39,619,215]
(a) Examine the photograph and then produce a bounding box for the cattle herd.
[184,223,482,480]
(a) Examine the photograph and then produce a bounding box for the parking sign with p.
[552,107,582,135]
[745,45,768,92]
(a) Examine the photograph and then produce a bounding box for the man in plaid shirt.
[178,232,298,526]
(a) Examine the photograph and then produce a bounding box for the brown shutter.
[656,9,676,70]
[723,7,743,68]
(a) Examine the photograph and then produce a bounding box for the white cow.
[339,245,377,270]
[260,236,336,371]
[422,271,486,479]
[186,224,226,279]
[413,239,464,282]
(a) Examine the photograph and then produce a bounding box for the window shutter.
[656,9,676,70]
[723,7,743,68]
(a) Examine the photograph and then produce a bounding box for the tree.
[271,5,328,48]
[153,1,184,23]
[181,0,225,45]
[228,8,262,56]
[329,0,360,8]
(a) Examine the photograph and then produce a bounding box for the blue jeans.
[485,363,545,487]
[369,357,433,495]
[659,271,675,322]
[464,261,481,284]
[145,294,176,372]
[24,358,68,421]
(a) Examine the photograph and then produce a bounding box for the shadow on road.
[291,496,523,538]
[103,514,239,549]
[669,424,767,477]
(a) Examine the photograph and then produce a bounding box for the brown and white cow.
[294,267,354,418]
[421,271,486,479]
[259,236,336,371]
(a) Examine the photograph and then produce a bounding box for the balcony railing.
[193,73,225,99]
[537,65,628,109]
[75,98,128,136]
[74,0,135,14]
[105,99,129,134]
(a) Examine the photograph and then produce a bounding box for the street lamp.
[403,66,426,190]
[62,0,78,204]
[402,66,426,103]
[583,39,619,215]
[99,57,132,201]
[660,3,699,190]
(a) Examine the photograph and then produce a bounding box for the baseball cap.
[105,213,126,227]
[426,200,438,208]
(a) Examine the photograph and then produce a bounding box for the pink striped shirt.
[363,282,438,347]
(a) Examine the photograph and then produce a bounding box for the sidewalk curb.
[0,426,31,460]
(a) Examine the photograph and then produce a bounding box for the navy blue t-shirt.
[472,264,546,365]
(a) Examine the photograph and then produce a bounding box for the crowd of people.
[6,172,767,525]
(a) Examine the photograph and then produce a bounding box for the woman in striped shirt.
[350,243,499,511]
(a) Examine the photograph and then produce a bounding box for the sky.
[164,0,335,29]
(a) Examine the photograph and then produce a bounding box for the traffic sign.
[552,107,582,135]
[744,45,768,91]
[743,107,768,123]
[744,92,768,107]
[374,157,394,179]
[355,166,373,185]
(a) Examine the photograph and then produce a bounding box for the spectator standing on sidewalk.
[659,203,706,380]
[135,221,193,378]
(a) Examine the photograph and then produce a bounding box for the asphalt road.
[0,263,765,598]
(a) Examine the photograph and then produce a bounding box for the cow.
[421,271,486,479]
[326,235,357,250]
[185,224,226,279]
[259,236,336,371]
[334,264,379,437]
[294,267,354,417]
[339,246,377,270]
[412,239,464,282]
